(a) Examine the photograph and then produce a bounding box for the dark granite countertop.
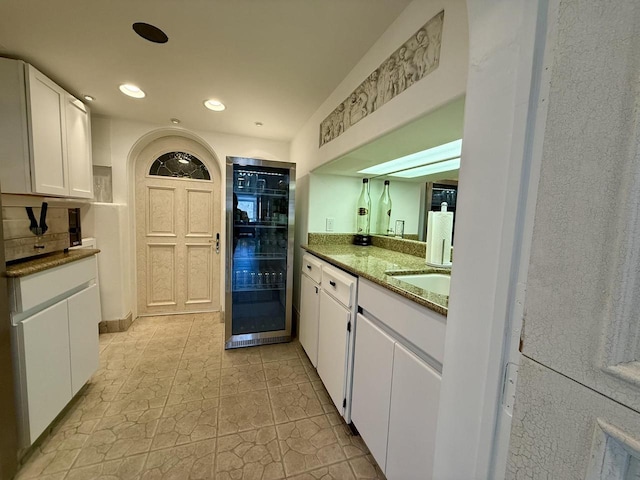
[5,249,100,277]
[301,243,449,316]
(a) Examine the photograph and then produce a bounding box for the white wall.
[291,0,469,311]
[91,117,290,320]
[307,174,422,235]
[433,0,549,478]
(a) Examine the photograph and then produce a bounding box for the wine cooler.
[225,157,295,349]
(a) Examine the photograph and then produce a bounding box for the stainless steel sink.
[393,273,451,296]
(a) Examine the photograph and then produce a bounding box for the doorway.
[134,136,221,316]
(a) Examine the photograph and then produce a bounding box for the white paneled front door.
[135,136,220,316]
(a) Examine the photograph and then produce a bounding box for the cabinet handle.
[306,265,311,269]
[329,280,336,288]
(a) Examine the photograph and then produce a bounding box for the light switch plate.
[326,218,334,232]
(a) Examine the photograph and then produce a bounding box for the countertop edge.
[6,249,100,277]
[302,245,448,316]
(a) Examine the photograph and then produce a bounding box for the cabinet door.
[68,284,100,395]
[26,65,68,196]
[386,343,441,480]
[65,96,93,198]
[299,274,320,367]
[20,300,72,443]
[317,290,350,415]
[351,313,394,472]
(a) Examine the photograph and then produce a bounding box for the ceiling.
[0,0,412,141]
[314,96,465,181]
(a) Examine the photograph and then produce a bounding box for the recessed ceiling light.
[204,99,225,111]
[255,122,263,127]
[170,118,181,124]
[132,22,168,44]
[83,95,95,102]
[359,139,463,176]
[119,84,145,98]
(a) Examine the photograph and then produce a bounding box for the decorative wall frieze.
[319,10,444,147]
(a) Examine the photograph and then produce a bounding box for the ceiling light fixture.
[119,84,145,98]
[132,22,169,44]
[389,157,461,178]
[170,118,181,124]
[204,99,225,111]
[83,95,95,102]
[358,139,462,176]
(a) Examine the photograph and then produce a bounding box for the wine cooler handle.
[216,233,220,254]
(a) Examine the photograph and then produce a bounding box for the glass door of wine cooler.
[225,157,295,349]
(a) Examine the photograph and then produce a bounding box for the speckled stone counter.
[301,243,449,316]
[5,249,100,277]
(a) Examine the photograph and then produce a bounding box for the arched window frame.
[148,151,211,180]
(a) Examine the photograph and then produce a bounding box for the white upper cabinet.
[26,66,68,196]
[0,58,93,198]
[65,95,93,198]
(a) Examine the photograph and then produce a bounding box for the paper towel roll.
[426,207,453,267]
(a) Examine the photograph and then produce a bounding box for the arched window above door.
[149,152,211,180]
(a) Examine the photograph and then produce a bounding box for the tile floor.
[14,313,385,480]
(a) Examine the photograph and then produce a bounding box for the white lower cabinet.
[299,252,356,421]
[20,300,72,444]
[68,284,100,395]
[10,257,101,446]
[317,290,350,413]
[352,278,446,480]
[299,273,320,367]
[351,314,394,472]
[386,343,441,480]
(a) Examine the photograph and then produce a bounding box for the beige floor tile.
[40,417,99,455]
[264,358,310,388]
[220,364,266,396]
[63,393,112,423]
[221,348,262,368]
[108,376,172,414]
[286,461,356,480]
[276,415,346,476]
[178,352,222,372]
[74,408,161,467]
[215,426,284,480]
[182,341,222,358]
[151,399,218,450]
[310,381,338,415]
[141,439,215,479]
[218,390,274,435]
[142,337,187,357]
[130,357,180,381]
[167,369,221,406]
[269,383,323,424]
[259,343,300,363]
[65,453,147,480]
[99,332,118,347]
[15,468,67,480]
[14,447,80,479]
[302,366,321,384]
[152,323,192,339]
[349,455,386,479]
[333,423,370,459]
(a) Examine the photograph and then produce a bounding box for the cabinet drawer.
[301,253,323,284]
[12,256,97,314]
[359,278,446,368]
[321,264,356,308]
